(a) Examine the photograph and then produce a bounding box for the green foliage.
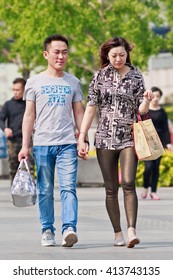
[164,104,173,123]
[0,0,166,87]
[159,0,173,54]
[159,150,173,186]
[135,160,145,187]
[136,150,173,187]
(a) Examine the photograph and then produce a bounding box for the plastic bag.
[11,159,37,207]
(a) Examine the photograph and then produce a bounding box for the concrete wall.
[0,63,21,106]
[77,157,104,187]
[143,53,173,103]
[0,158,9,178]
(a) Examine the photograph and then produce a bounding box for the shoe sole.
[114,243,126,247]
[62,233,78,247]
[127,238,140,248]
[150,195,160,200]
[41,242,56,247]
[114,241,126,246]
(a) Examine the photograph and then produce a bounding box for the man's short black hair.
[13,77,26,87]
[43,34,69,51]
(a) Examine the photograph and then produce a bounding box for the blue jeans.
[33,144,78,234]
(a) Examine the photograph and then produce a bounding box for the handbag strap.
[137,114,142,122]
[18,158,30,173]
[137,112,151,122]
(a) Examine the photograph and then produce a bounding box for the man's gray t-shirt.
[24,72,84,146]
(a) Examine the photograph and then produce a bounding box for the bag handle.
[18,158,30,173]
[137,114,142,122]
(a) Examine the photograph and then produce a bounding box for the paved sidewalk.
[0,179,173,260]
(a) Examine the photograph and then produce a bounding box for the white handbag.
[11,159,37,207]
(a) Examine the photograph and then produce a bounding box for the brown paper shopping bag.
[133,116,165,161]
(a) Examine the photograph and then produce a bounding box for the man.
[18,34,87,247]
[0,78,35,183]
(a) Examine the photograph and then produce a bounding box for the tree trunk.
[22,68,30,80]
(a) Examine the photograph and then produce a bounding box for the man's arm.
[75,102,97,160]
[0,103,7,131]
[0,103,13,138]
[18,100,35,161]
[72,101,85,134]
[73,101,90,160]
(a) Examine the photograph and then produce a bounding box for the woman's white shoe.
[127,227,140,248]
[114,238,126,246]
[114,231,126,246]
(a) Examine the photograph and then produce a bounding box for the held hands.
[78,134,90,160]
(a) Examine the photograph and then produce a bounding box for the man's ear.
[43,51,48,60]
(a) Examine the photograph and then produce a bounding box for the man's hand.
[18,147,29,162]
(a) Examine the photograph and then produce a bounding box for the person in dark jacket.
[0,78,35,183]
[141,86,173,200]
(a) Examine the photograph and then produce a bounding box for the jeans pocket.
[33,146,49,166]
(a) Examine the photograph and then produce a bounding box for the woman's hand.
[143,89,154,102]
[166,144,173,153]
[139,89,154,115]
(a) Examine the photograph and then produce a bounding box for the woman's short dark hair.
[43,34,69,51]
[151,86,163,97]
[99,36,134,68]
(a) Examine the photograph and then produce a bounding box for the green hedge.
[164,104,173,123]
[136,150,173,187]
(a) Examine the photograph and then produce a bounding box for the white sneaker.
[62,227,78,247]
[41,229,56,246]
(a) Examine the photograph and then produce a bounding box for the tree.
[0,0,165,92]
[158,0,173,53]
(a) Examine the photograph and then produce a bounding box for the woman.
[78,37,153,248]
[141,86,172,200]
